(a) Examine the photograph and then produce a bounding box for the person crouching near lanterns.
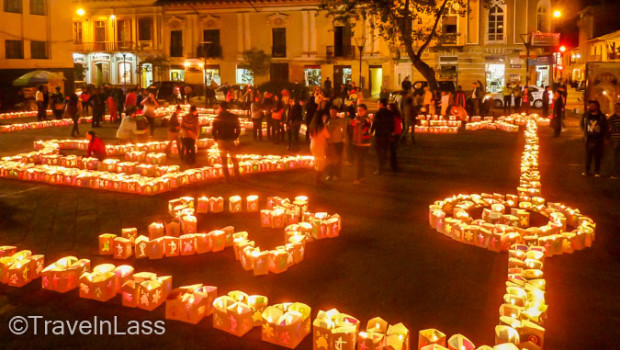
[308,110,330,186]
[116,106,138,144]
[212,102,241,181]
[85,131,107,161]
[181,105,200,165]
[165,105,182,156]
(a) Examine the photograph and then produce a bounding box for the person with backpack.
[181,105,200,165]
[580,100,608,177]
[388,103,402,172]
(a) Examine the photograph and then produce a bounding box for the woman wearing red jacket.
[86,131,107,160]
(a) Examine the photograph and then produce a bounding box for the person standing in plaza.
[401,76,412,92]
[304,93,318,143]
[251,96,263,141]
[141,92,159,136]
[580,100,608,177]
[271,95,284,144]
[542,86,550,117]
[551,91,564,137]
[324,77,332,98]
[107,92,118,123]
[388,103,402,172]
[502,83,512,114]
[181,105,200,165]
[35,86,46,121]
[123,88,137,113]
[351,104,372,184]
[85,131,106,161]
[80,88,91,116]
[440,91,451,117]
[287,98,303,151]
[471,82,483,116]
[212,102,241,181]
[66,91,80,137]
[371,98,395,175]
[522,86,532,114]
[513,84,522,112]
[51,87,65,120]
[308,110,330,186]
[422,86,433,114]
[607,103,620,179]
[89,87,105,128]
[165,105,182,156]
[454,85,466,110]
[326,105,347,181]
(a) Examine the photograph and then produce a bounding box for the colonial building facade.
[0,0,74,109]
[71,0,559,95]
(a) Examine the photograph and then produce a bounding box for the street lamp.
[120,52,128,93]
[553,10,562,19]
[520,33,532,86]
[354,37,365,90]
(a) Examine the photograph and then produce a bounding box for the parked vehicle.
[148,81,195,104]
[412,80,456,95]
[484,85,551,109]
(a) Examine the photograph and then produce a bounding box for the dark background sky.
[556,0,620,47]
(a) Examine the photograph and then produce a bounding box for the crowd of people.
[28,76,620,182]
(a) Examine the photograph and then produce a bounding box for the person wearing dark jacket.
[371,98,395,174]
[542,86,550,117]
[287,98,303,151]
[212,102,241,181]
[304,95,318,142]
[580,100,608,177]
[351,104,372,184]
[551,91,564,137]
[66,92,80,137]
[89,88,106,128]
[326,105,347,180]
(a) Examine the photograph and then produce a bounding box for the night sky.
[556,0,620,48]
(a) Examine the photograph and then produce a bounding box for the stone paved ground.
[0,111,618,349]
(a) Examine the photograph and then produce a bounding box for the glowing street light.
[559,45,566,53]
[76,8,85,16]
[553,10,562,18]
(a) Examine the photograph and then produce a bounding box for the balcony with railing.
[326,45,356,59]
[73,41,136,53]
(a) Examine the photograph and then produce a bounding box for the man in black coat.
[371,98,395,174]
[212,102,241,181]
[580,100,608,177]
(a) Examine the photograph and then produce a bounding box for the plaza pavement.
[0,110,618,349]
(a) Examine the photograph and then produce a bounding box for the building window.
[73,22,82,44]
[5,40,24,59]
[138,17,153,41]
[236,67,253,85]
[31,40,48,59]
[272,28,287,58]
[537,5,548,32]
[333,26,352,58]
[4,0,22,13]
[441,6,458,45]
[30,0,45,15]
[488,5,505,42]
[202,29,222,58]
[170,30,183,57]
[117,20,132,46]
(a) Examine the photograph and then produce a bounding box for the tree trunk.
[405,45,438,91]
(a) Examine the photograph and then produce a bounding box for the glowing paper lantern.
[246,195,259,212]
[447,334,475,350]
[229,195,242,213]
[113,237,133,260]
[0,250,45,287]
[98,233,116,255]
[261,302,311,349]
[41,256,90,293]
[148,222,165,240]
[79,264,118,302]
[212,294,255,337]
[165,284,218,324]
[418,329,446,349]
[312,308,360,350]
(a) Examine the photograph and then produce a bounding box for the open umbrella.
[13,70,65,86]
